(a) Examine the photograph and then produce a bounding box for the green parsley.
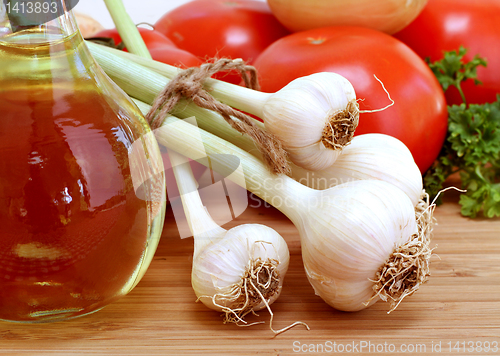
[423,47,500,218]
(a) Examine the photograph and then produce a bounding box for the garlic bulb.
[88,45,359,171]
[157,116,434,313]
[261,73,359,171]
[164,143,307,334]
[191,224,290,316]
[291,133,423,206]
[298,180,418,311]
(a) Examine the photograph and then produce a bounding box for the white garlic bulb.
[192,224,290,317]
[262,73,359,171]
[291,133,423,206]
[298,180,418,311]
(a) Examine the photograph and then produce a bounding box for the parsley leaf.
[426,46,487,104]
[423,48,500,218]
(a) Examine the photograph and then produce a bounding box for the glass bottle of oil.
[0,2,166,322]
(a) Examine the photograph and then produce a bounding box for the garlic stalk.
[86,42,359,171]
[152,114,434,313]
[132,97,422,207]
[104,0,307,333]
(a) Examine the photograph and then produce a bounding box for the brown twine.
[144,58,292,176]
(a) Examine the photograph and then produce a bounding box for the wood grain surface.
[1,188,499,355]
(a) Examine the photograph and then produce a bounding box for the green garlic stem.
[135,102,309,225]
[86,42,269,118]
[168,149,226,253]
[87,41,265,153]
[104,1,223,249]
[87,41,164,104]
[102,0,152,59]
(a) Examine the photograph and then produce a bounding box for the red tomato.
[93,28,202,69]
[149,47,203,69]
[394,0,500,105]
[93,28,176,50]
[253,26,448,173]
[154,0,290,64]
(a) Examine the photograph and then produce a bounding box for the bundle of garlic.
[151,114,434,313]
[86,42,359,171]
[103,0,308,334]
[98,1,435,312]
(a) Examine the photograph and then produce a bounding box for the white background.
[75,0,265,29]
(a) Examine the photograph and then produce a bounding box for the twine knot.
[145,58,291,176]
[180,81,202,96]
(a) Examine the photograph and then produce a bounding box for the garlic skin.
[298,179,418,311]
[262,72,358,171]
[291,133,423,206]
[191,224,290,313]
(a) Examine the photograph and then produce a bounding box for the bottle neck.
[0,0,79,44]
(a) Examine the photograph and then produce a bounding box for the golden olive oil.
[0,30,164,322]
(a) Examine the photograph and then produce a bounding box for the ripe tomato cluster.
[92,0,499,174]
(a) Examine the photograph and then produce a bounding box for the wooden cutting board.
[1,189,499,355]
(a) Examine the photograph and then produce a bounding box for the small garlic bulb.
[192,224,290,318]
[162,149,302,332]
[262,72,359,171]
[291,133,423,206]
